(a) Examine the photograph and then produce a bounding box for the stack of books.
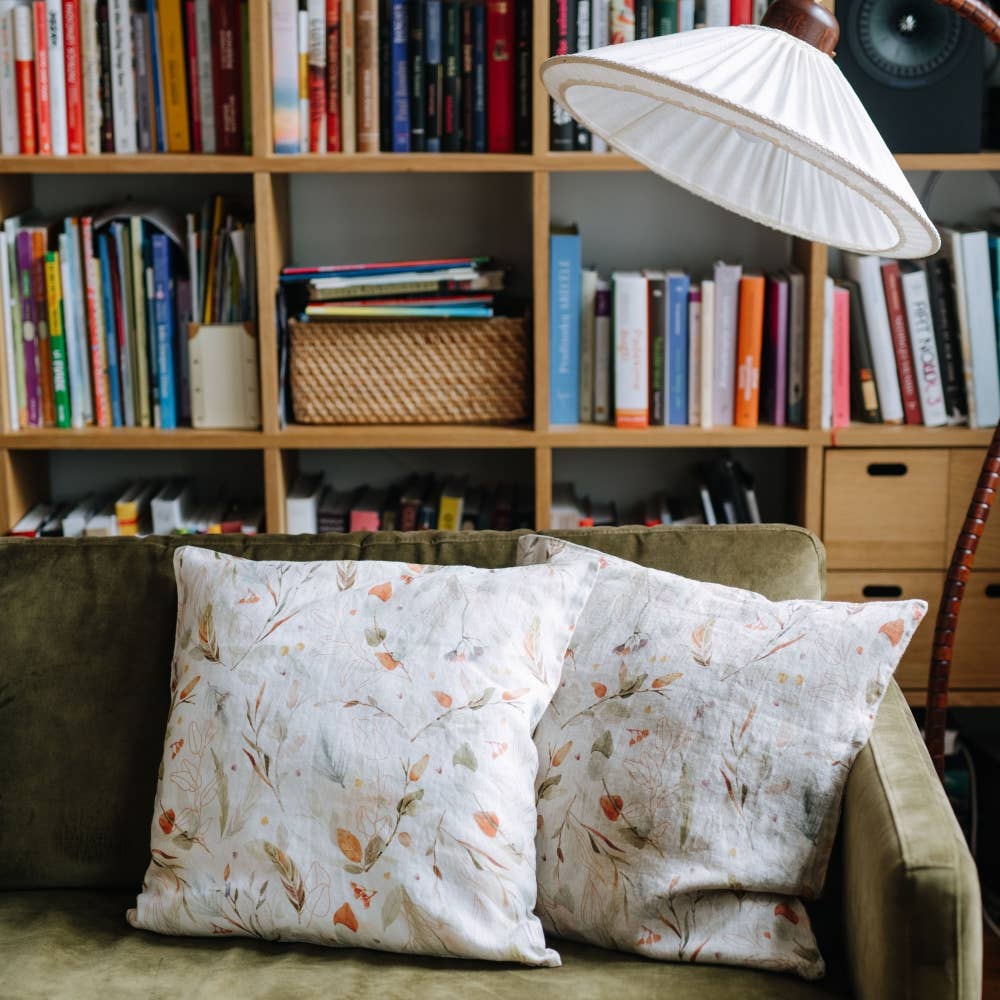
[1,195,256,431]
[834,231,1000,429]
[282,255,505,319]
[549,227,806,428]
[551,456,764,528]
[270,0,531,154]
[550,0,766,152]
[285,471,532,533]
[0,0,248,156]
[10,479,263,536]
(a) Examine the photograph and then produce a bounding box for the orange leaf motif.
[333,902,358,932]
[651,672,682,689]
[336,828,363,863]
[158,809,175,835]
[178,675,201,701]
[627,728,649,747]
[551,740,573,767]
[409,754,430,782]
[376,651,402,671]
[599,795,623,821]
[352,882,377,908]
[368,582,393,603]
[502,688,530,701]
[432,690,453,708]
[398,832,412,847]
[879,618,904,647]
[474,811,500,838]
[774,902,799,924]
[592,682,608,698]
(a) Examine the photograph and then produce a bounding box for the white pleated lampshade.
[541,26,939,258]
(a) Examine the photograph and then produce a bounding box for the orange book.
[734,274,765,428]
[32,229,56,426]
[355,0,378,152]
[157,0,191,151]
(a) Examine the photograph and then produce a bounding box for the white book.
[286,473,325,533]
[194,0,215,153]
[820,275,834,430]
[939,227,1000,428]
[80,0,100,153]
[58,233,86,427]
[677,0,695,29]
[843,252,904,423]
[899,263,947,427]
[551,483,583,530]
[593,277,611,423]
[590,0,609,153]
[704,0,729,26]
[13,503,54,535]
[62,493,101,537]
[785,268,805,424]
[612,271,649,427]
[151,479,195,535]
[108,0,137,152]
[0,231,16,430]
[687,287,701,425]
[579,268,597,423]
[700,278,714,428]
[711,261,741,425]
[0,4,18,154]
[45,0,67,154]
[85,500,119,537]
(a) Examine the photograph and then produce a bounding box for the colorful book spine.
[0,231,19,429]
[96,232,122,426]
[549,0,572,151]
[183,0,201,149]
[609,0,634,41]
[831,284,850,429]
[711,260,741,425]
[442,0,458,150]
[211,0,242,153]
[31,231,55,426]
[730,0,751,24]
[406,0,424,150]
[132,10,154,151]
[471,0,485,152]
[460,0,471,149]
[687,286,702,425]
[15,231,41,426]
[192,0,215,151]
[699,278,714,428]
[355,0,378,151]
[96,0,113,150]
[13,3,36,153]
[151,233,176,429]
[390,0,409,150]
[108,223,134,426]
[158,0,189,150]
[130,216,151,427]
[33,1,52,154]
[147,0,166,149]
[635,0,650,35]
[514,0,530,152]
[666,270,690,425]
[646,272,666,424]
[880,259,922,425]
[613,271,649,428]
[900,262,946,428]
[43,251,70,427]
[924,257,966,422]
[57,231,84,426]
[307,0,326,151]
[704,0,728,24]
[653,0,674,32]
[424,0,441,151]
[593,277,611,423]
[820,275,832,428]
[81,218,109,426]
[325,0,341,151]
[378,0,390,151]
[108,0,136,151]
[340,0,355,152]
[0,3,19,155]
[762,272,788,426]
[734,274,764,428]
[785,268,805,425]
[579,268,597,423]
[45,0,68,153]
[549,227,581,424]
[486,0,513,152]
[78,0,99,151]
[839,277,881,423]
[271,0,299,152]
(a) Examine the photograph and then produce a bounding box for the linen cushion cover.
[128,545,599,965]
[518,534,926,978]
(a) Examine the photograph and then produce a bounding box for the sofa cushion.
[0,890,851,999]
[0,525,824,892]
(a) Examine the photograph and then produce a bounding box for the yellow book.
[157,0,191,151]
[43,252,71,429]
[436,482,465,531]
[114,481,156,537]
[202,196,224,323]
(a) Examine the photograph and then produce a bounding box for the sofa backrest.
[0,524,824,891]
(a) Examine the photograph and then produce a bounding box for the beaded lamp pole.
[541,0,1000,779]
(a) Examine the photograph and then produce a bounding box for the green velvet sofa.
[0,525,981,999]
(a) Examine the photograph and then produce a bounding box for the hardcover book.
[613,270,649,428]
[549,226,581,424]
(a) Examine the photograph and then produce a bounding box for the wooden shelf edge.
[896,152,1000,171]
[0,429,267,449]
[903,689,1000,708]
[265,153,537,173]
[0,154,258,174]
[276,425,538,448]
[830,425,998,448]
[544,426,825,447]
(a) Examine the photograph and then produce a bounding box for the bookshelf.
[0,0,998,703]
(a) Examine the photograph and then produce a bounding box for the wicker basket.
[289,317,530,425]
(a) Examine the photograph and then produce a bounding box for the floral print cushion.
[518,535,927,980]
[128,546,599,966]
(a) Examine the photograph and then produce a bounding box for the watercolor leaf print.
[879,618,905,646]
[453,743,478,771]
[473,811,500,838]
[336,829,363,864]
[551,740,573,766]
[197,604,220,662]
[210,750,229,837]
[336,562,357,591]
[368,582,393,603]
[263,842,306,918]
[691,620,714,667]
[538,775,562,800]
[364,624,387,647]
[591,731,614,759]
[333,901,358,932]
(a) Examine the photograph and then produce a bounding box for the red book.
[81,217,112,427]
[13,5,36,154]
[308,5,326,151]
[62,0,85,153]
[184,0,202,151]
[486,0,514,153]
[832,285,851,428]
[33,2,52,155]
[730,0,752,24]
[880,259,923,425]
[211,0,243,154]
[325,0,341,151]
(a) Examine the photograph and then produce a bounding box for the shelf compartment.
[545,426,823,448]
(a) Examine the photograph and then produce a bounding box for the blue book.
[425,0,442,152]
[148,2,167,152]
[666,270,690,424]
[96,233,123,427]
[988,234,1000,355]
[151,234,177,429]
[549,228,581,425]
[471,2,486,153]
[391,0,411,151]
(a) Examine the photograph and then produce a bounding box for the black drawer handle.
[866,463,908,477]
[863,584,903,598]
[986,584,1000,599]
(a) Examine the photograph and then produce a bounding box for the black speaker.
[835,0,984,153]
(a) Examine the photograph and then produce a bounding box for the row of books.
[549,227,806,427]
[10,480,263,536]
[270,0,531,155]
[286,471,533,533]
[281,254,506,319]
[836,231,1000,429]
[0,0,247,156]
[551,457,764,528]
[550,0,768,152]
[2,196,256,431]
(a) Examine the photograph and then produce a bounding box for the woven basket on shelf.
[289,317,531,425]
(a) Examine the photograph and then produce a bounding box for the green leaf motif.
[467,688,495,711]
[537,774,562,800]
[591,730,614,759]
[211,749,229,837]
[364,625,387,647]
[382,886,403,930]
[619,673,648,698]
[364,835,386,869]
[397,788,425,817]
[453,743,478,771]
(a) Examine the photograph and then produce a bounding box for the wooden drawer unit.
[951,574,1000,688]
[823,449,949,570]
[947,450,1000,570]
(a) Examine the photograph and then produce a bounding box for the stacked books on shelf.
[1,195,256,431]
[549,0,765,152]
[10,479,263,536]
[550,455,763,528]
[835,232,1000,430]
[285,471,532,532]
[281,254,506,318]
[270,0,531,154]
[0,0,248,156]
[549,226,806,428]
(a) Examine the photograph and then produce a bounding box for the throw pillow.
[518,534,926,979]
[128,546,598,966]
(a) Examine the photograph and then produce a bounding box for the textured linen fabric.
[128,547,599,965]
[518,535,927,979]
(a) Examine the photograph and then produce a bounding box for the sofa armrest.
[841,682,981,1000]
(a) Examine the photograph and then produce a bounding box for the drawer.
[947,450,1000,570]
[951,574,1000,688]
[823,449,949,570]
[825,572,939,691]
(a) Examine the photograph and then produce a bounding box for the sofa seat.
[0,890,851,1000]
